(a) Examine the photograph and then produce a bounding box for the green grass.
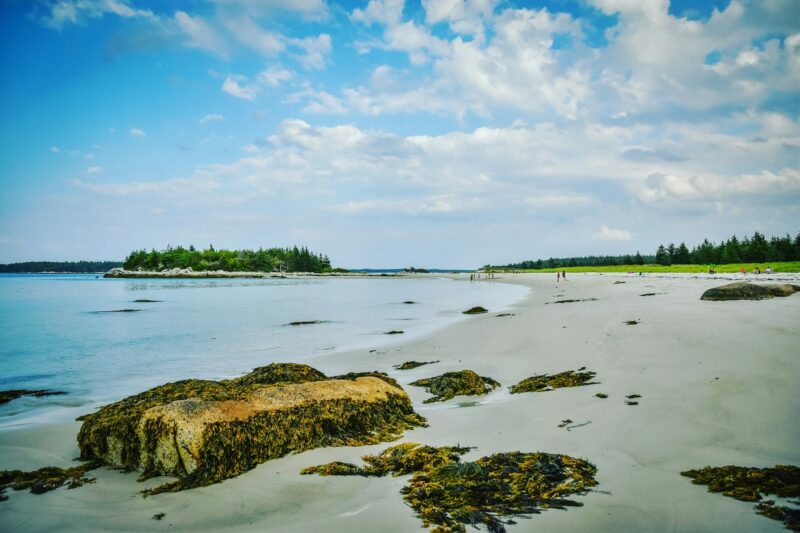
[489,261,800,274]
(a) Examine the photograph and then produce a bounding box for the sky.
[0,0,798,268]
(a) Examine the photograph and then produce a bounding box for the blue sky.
[0,0,798,267]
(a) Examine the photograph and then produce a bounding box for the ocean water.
[0,274,527,427]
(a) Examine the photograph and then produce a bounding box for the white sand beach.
[1,273,798,532]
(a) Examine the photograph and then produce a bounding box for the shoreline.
[1,273,798,532]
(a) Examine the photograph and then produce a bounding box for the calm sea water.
[0,274,527,427]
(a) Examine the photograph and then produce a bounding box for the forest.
[489,231,800,270]
[0,261,122,273]
[122,245,332,273]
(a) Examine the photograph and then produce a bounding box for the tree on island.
[122,246,333,273]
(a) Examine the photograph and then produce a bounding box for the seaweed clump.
[463,306,488,315]
[394,360,439,370]
[0,460,102,501]
[76,363,426,495]
[303,442,598,533]
[410,370,500,403]
[0,389,65,405]
[681,465,800,531]
[302,442,472,478]
[510,370,598,394]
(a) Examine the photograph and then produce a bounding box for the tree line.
[0,261,123,273]
[489,230,800,270]
[654,231,800,266]
[123,245,332,273]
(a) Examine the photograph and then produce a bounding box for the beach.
[1,272,798,532]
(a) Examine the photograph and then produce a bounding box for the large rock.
[700,282,800,301]
[77,363,425,494]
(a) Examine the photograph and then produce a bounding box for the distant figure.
[741,268,747,274]
[766,266,773,274]
[557,271,560,282]
[562,270,566,281]
[754,267,761,274]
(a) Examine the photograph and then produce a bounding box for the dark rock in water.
[286,320,330,326]
[302,442,598,533]
[624,320,640,325]
[402,301,417,304]
[700,282,800,301]
[510,370,598,394]
[0,389,65,405]
[132,299,161,303]
[0,461,102,500]
[394,360,439,370]
[76,363,425,494]
[410,370,499,403]
[385,330,404,335]
[626,394,641,399]
[152,513,166,521]
[681,464,800,531]
[625,401,638,406]
[91,309,141,313]
[462,306,488,315]
[640,293,657,297]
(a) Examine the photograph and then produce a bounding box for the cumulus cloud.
[592,225,632,241]
[86,165,103,173]
[174,11,229,58]
[222,76,258,100]
[258,65,293,87]
[129,128,146,137]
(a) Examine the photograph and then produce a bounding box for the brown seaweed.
[681,465,800,531]
[410,370,500,403]
[394,360,439,370]
[302,442,598,533]
[0,460,102,501]
[510,370,598,394]
[0,389,65,405]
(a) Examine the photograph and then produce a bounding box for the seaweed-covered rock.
[303,443,598,533]
[462,306,488,314]
[0,461,102,500]
[77,363,425,494]
[510,370,598,394]
[700,282,800,301]
[0,389,65,405]
[394,360,439,370]
[682,464,800,531]
[410,370,500,403]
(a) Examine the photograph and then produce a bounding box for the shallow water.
[0,274,526,427]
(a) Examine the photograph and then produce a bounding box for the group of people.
[739,266,773,274]
[556,270,567,282]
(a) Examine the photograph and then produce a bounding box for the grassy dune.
[492,261,800,274]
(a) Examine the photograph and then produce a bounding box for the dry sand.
[1,273,798,532]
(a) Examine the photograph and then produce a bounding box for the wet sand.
[1,273,798,532]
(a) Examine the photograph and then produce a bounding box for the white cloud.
[86,165,103,174]
[352,0,405,26]
[129,128,146,137]
[257,65,293,87]
[41,0,155,30]
[592,225,632,241]
[222,76,258,100]
[174,11,229,58]
[199,113,225,124]
[222,15,285,56]
[288,34,332,70]
[50,146,61,153]
[329,195,481,215]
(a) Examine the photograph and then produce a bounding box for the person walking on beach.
[562,270,566,281]
[557,271,560,282]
